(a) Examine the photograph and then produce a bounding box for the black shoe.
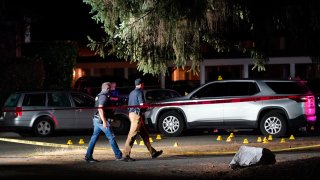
[123,157,136,162]
[152,150,163,159]
[85,156,99,163]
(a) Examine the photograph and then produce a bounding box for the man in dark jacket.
[85,82,124,162]
[123,78,163,161]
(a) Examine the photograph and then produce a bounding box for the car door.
[185,82,224,126]
[70,92,96,129]
[47,92,76,129]
[223,81,262,127]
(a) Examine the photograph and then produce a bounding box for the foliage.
[83,0,320,76]
[23,41,78,90]
[0,57,45,106]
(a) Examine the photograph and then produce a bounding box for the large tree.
[83,0,320,76]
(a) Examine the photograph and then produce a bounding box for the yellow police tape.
[0,137,320,155]
[0,137,86,149]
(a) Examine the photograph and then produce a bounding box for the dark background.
[2,0,103,41]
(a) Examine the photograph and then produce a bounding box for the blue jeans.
[85,116,122,159]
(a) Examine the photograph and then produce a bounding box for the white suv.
[144,80,316,137]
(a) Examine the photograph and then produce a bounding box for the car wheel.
[158,111,184,137]
[33,117,54,137]
[112,116,130,135]
[260,111,287,138]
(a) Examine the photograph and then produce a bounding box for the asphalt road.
[1,131,320,179]
[1,130,320,157]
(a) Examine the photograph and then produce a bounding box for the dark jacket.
[128,88,144,115]
[95,91,114,119]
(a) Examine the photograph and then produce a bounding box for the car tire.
[260,111,287,138]
[33,117,54,137]
[112,116,130,135]
[158,111,185,137]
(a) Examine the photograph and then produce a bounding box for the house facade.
[73,52,318,89]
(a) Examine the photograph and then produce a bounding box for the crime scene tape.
[2,94,314,112]
[0,137,86,149]
[0,137,142,152]
[169,143,320,156]
[1,137,320,156]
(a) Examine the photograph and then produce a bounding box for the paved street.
[1,131,320,179]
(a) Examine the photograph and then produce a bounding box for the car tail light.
[15,107,22,117]
[290,96,316,123]
[302,96,316,123]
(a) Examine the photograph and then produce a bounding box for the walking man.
[123,78,163,161]
[85,82,124,162]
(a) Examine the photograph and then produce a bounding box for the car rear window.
[265,81,311,94]
[4,93,21,107]
[22,93,46,106]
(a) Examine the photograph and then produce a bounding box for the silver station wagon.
[0,91,129,137]
[145,79,317,137]
[0,89,181,137]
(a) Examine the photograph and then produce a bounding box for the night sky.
[3,0,104,42]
